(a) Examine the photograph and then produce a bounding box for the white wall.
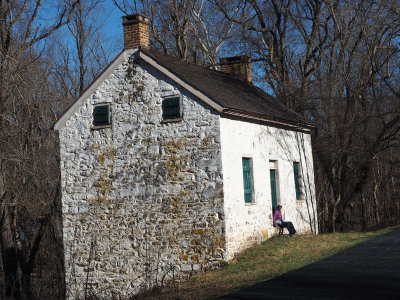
[220,117,317,259]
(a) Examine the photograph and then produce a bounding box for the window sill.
[91,124,112,130]
[161,118,183,123]
[245,202,257,206]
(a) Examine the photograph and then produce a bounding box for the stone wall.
[220,118,317,259]
[59,50,225,298]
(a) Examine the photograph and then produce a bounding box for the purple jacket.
[273,209,282,227]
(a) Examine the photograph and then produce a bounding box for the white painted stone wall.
[59,50,225,298]
[220,117,317,259]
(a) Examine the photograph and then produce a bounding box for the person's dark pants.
[281,221,296,235]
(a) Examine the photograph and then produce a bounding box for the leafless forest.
[0,0,399,298]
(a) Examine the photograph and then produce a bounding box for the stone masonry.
[59,50,225,298]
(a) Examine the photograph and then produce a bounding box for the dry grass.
[151,227,395,300]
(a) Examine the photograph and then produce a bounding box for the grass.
[152,227,396,300]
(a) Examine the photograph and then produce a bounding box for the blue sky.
[49,0,270,92]
[102,1,124,40]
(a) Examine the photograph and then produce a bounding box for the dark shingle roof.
[141,48,313,129]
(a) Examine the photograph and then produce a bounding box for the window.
[242,158,253,203]
[293,162,303,200]
[93,104,111,127]
[162,96,182,120]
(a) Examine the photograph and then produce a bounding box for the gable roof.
[54,48,313,131]
[140,48,313,130]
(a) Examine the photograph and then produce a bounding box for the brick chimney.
[220,56,252,83]
[122,14,149,49]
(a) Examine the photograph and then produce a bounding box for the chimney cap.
[220,55,251,65]
[122,14,149,26]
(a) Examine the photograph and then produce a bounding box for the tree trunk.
[361,192,367,230]
[21,272,32,300]
[373,181,380,225]
[0,203,21,299]
[331,194,342,233]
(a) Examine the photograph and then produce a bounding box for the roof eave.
[222,108,315,131]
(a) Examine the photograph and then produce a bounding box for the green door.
[270,169,277,210]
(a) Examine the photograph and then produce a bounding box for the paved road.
[217,229,400,299]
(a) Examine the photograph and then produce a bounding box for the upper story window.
[162,96,182,121]
[93,103,111,127]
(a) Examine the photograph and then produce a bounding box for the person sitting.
[273,205,297,237]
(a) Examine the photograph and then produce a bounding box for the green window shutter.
[162,97,182,119]
[270,170,277,210]
[242,158,253,203]
[294,162,301,200]
[93,104,110,126]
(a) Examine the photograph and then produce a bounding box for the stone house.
[54,14,318,298]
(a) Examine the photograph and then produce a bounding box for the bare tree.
[310,0,400,232]
[190,0,237,66]
[0,0,78,298]
[51,0,117,100]
[113,0,234,66]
